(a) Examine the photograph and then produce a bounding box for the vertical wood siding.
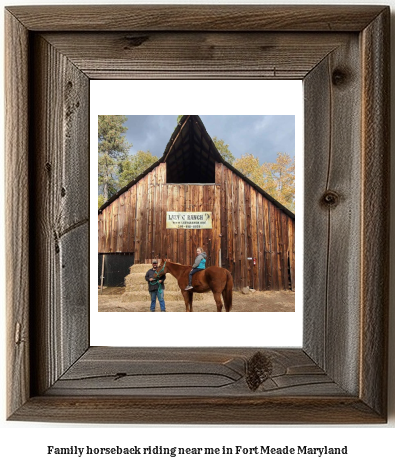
[98,162,295,290]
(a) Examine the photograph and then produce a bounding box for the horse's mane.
[163,260,191,269]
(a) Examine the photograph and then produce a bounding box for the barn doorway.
[98,253,134,288]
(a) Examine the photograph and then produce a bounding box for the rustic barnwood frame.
[5,5,389,423]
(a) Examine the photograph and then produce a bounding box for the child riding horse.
[185,247,206,290]
[155,258,233,312]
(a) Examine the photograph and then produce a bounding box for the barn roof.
[99,115,295,219]
[163,115,222,184]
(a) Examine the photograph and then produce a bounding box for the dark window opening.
[166,159,215,183]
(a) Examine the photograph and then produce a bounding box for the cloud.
[124,115,295,164]
[252,116,270,131]
[125,115,177,157]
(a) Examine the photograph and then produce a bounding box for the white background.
[1,1,394,469]
[90,80,304,347]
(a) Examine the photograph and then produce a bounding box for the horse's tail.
[223,270,233,312]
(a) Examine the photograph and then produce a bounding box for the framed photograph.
[92,85,302,347]
[5,5,389,423]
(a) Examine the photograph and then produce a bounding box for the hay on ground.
[122,263,208,302]
[124,272,179,290]
[121,291,208,303]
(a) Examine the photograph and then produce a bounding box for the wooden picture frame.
[5,5,389,423]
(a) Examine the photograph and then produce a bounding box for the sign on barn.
[166,212,212,229]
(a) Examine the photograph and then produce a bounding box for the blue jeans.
[150,290,166,312]
[189,268,204,285]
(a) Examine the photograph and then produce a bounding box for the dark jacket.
[145,268,166,292]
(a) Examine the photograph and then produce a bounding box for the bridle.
[150,261,167,293]
[156,261,166,277]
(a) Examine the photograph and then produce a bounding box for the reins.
[149,261,166,294]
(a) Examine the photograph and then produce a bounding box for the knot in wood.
[15,322,22,345]
[321,190,340,208]
[332,68,348,87]
[114,372,127,381]
[124,35,149,48]
[246,351,273,391]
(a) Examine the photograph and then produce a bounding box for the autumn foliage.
[234,152,295,213]
[99,116,295,213]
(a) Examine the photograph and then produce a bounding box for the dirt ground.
[98,287,295,312]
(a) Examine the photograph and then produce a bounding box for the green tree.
[177,115,184,124]
[98,115,132,202]
[212,136,235,165]
[118,150,158,188]
[98,194,105,209]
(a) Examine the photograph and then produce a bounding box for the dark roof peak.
[162,115,224,184]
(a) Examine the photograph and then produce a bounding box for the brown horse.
[155,259,233,312]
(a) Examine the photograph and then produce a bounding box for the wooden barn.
[98,115,295,291]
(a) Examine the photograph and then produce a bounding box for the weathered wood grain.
[304,35,362,395]
[98,169,294,290]
[360,9,390,418]
[46,347,344,397]
[225,168,234,277]
[9,394,384,424]
[61,64,89,231]
[40,32,354,80]
[9,349,383,424]
[214,185,221,268]
[325,37,362,394]
[117,193,125,253]
[5,10,30,418]
[303,56,331,367]
[288,218,295,291]
[262,197,271,290]
[59,225,89,370]
[130,185,137,253]
[6,5,385,32]
[29,34,90,395]
[5,5,389,424]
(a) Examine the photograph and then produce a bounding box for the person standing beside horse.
[145,259,166,312]
[155,257,233,312]
[185,247,206,290]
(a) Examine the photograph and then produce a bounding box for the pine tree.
[98,115,131,202]
[118,150,158,188]
[212,136,235,165]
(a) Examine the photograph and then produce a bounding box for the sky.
[124,115,295,165]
